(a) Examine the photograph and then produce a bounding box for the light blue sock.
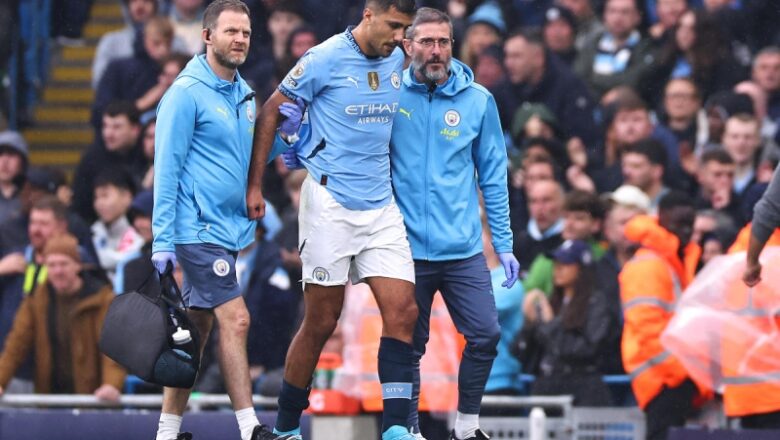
[273,426,301,436]
[382,425,413,440]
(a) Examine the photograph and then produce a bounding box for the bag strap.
[159,263,187,309]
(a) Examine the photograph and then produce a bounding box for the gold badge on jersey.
[368,71,380,91]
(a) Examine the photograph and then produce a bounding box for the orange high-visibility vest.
[358,294,462,412]
[620,216,707,409]
[727,223,780,253]
[720,241,780,417]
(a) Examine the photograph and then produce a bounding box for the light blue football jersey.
[278,28,404,211]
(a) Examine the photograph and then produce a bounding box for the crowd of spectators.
[1,0,780,430]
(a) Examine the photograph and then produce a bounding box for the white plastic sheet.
[661,248,780,393]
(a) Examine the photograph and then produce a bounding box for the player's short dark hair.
[659,190,693,213]
[94,168,136,195]
[366,0,416,15]
[624,138,667,170]
[104,101,140,125]
[565,190,606,220]
[31,195,68,222]
[406,7,452,39]
[203,0,250,32]
[700,148,734,166]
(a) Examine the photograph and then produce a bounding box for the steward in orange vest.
[619,192,710,440]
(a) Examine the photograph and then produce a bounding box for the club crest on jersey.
[246,105,254,122]
[391,71,401,89]
[213,259,230,277]
[368,71,380,91]
[444,109,460,127]
[313,267,330,282]
[291,63,305,79]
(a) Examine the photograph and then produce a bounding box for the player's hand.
[278,97,305,136]
[247,186,266,220]
[151,251,177,274]
[0,385,4,396]
[498,252,520,288]
[743,260,762,287]
[94,384,121,402]
[281,148,303,170]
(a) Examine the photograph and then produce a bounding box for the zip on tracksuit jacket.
[153,55,287,253]
[390,58,512,261]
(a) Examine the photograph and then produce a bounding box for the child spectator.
[91,170,143,281]
[524,190,607,296]
[92,17,176,130]
[113,190,155,295]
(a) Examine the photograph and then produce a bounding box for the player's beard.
[213,43,248,69]
[412,54,451,83]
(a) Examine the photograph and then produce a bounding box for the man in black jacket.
[497,30,599,148]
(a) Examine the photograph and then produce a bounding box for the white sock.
[156,413,183,440]
[454,412,479,440]
[236,407,260,440]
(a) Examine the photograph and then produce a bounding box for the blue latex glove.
[498,252,520,288]
[151,251,177,275]
[282,147,303,170]
[279,97,305,136]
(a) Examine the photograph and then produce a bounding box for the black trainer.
[450,429,490,440]
[175,433,193,440]
[250,424,291,440]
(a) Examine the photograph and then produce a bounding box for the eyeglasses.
[412,38,453,49]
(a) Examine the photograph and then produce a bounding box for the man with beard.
[247,1,420,439]
[280,8,517,439]
[394,9,517,440]
[150,1,290,439]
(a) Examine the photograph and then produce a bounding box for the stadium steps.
[24,0,123,172]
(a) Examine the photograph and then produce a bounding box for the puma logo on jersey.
[216,107,228,118]
[399,108,413,120]
[346,76,359,88]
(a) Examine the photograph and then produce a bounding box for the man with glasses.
[395,9,517,440]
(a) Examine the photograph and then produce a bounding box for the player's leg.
[439,254,499,440]
[406,261,442,435]
[157,309,213,440]
[366,275,418,438]
[355,199,418,439]
[275,175,352,437]
[273,283,345,436]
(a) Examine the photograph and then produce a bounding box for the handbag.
[99,267,201,388]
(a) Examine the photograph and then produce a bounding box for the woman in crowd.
[643,8,746,108]
[515,239,613,406]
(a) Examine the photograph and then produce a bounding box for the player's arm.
[745,164,780,285]
[247,90,293,219]
[473,94,512,254]
[248,51,320,219]
[152,85,195,253]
